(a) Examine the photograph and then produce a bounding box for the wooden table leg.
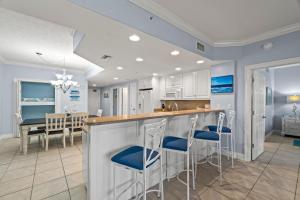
[19,127,23,152]
[22,126,28,155]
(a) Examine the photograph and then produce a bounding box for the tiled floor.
[0,134,299,200]
[0,136,85,200]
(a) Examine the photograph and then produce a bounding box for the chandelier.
[50,69,79,93]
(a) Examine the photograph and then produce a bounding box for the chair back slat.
[216,112,226,135]
[46,113,66,132]
[143,119,167,167]
[227,110,235,130]
[188,114,198,148]
[71,112,88,130]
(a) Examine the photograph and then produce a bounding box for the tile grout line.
[243,140,281,199]
[295,160,300,200]
[58,143,72,200]
[30,146,39,200]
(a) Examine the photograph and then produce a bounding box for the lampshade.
[287,95,300,103]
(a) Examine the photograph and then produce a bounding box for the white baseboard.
[0,134,14,140]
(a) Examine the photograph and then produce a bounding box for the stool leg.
[113,165,116,200]
[227,134,230,160]
[160,157,164,200]
[187,153,190,200]
[143,169,147,200]
[231,133,234,168]
[191,151,195,190]
[218,142,223,184]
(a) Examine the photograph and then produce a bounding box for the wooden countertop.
[85,109,222,126]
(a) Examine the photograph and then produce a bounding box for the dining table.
[19,115,95,155]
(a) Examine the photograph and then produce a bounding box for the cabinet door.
[195,69,211,98]
[166,74,182,88]
[159,77,166,99]
[182,72,195,98]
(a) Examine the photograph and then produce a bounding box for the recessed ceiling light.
[129,34,140,42]
[170,75,175,79]
[136,57,143,62]
[153,73,158,76]
[92,84,96,87]
[113,77,119,80]
[175,67,182,71]
[171,50,180,56]
[116,66,123,70]
[196,60,205,64]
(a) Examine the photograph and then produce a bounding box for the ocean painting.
[211,75,234,94]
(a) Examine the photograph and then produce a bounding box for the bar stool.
[162,115,198,200]
[207,110,235,168]
[111,119,167,200]
[193,112,225,183]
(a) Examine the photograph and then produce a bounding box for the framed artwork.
[266,87,272,105]
[211,75,234,94]
[104,92,109,98]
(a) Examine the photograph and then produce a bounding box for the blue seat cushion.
[111,146,159,170]
[194,130,219,141]
[162,136,188,152]
[207,125,231,133]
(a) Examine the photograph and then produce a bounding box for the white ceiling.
[132,0,300,46]
[0,8,102,72]
[0,0,221,87]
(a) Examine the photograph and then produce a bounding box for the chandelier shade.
[50,69,79,93]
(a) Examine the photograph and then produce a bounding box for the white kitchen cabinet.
[182,72,195,98]
[166,74,182,88]
[138,78,152,89]
[195,69,211,98]
[159,77,166,99]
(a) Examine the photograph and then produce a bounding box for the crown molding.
[214,23,300,47]
[129,0,214,46]
[130,0,300,47]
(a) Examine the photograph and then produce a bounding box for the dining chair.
[96,109,103,117]
[45,113,67,151]
[15,113,44,150]
[69,112,88,146]
[111,119,167,200]
[162,115,198,200]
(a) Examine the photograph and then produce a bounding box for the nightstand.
[282,114,300,137]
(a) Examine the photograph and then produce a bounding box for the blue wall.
[21,82,55,99]
[0,64,88,137]
[273,65,300,130]
[69,0,300,154]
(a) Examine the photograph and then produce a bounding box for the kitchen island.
[83,109,222,200]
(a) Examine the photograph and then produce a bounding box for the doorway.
[244,57,300,161]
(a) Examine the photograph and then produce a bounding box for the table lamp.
[287,95,300,116]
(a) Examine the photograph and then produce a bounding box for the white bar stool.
[162,115,198,200]
[193,112,226,183]
[111,119,167,200]
[207,110,236,168]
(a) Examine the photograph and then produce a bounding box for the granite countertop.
[85,108,222,126]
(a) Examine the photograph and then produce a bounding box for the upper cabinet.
[166,74,182,88]
[161,69,211,100]
[195,69,211,99]
[138,77,152,89]
[182,72,196,98]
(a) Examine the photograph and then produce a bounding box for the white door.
[88,88,100,115]
[129,81,138,115]
[252,70,266,160]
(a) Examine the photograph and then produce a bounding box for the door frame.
[244,56,300,161]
